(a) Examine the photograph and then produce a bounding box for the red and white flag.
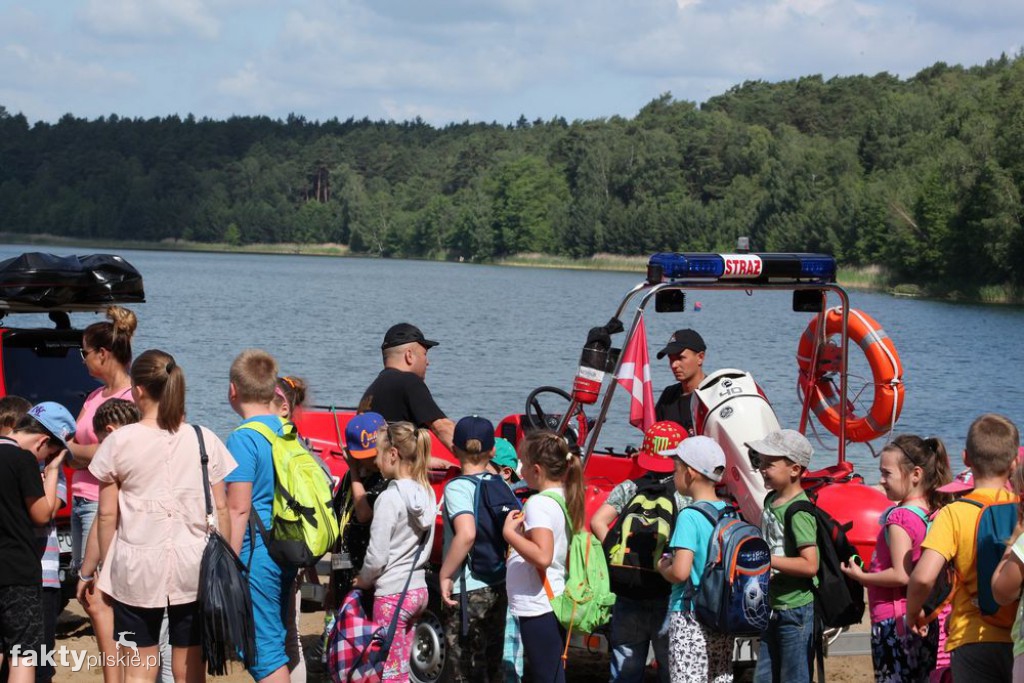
[616,312,655,432]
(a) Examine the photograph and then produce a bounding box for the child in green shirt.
[747,430,819,683]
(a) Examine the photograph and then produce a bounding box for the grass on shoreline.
[4,233,1020,304]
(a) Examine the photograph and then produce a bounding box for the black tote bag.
[193,425,257,675]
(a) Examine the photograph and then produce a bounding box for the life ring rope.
[796,307,904,443]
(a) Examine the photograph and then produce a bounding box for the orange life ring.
[796,307,903,442]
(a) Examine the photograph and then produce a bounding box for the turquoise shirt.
[225,414,284,552]
[443,473,500,593]
[667,500,729,612]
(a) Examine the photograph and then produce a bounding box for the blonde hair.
[131,349,185,432]
[83,305,137,366]
[230,349,278,403]
[454,438,492,467]
[378,421,431,493]
[519,431,584,533]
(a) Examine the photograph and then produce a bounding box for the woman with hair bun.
[66,305,137,682]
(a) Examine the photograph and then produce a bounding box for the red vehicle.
[0,252,145,609]
[295,250,897,681]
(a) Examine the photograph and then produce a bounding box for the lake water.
[3,245,1023,478]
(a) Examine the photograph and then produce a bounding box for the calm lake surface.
[3,245,1022,478]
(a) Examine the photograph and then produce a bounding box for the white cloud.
[0,42,136,91]
[2,0,1024,125]
[78,0,220,40]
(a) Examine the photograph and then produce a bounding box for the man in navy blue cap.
[654,328,707,435]
[359,323,455,452]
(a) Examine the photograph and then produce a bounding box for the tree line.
[2,53,1023,292]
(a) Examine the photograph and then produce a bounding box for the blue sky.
[1,0,1021,126]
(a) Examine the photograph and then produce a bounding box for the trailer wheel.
[409,581,450,683]
[408,608,447,683]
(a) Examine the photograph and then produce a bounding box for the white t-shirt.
[506,487,569,617]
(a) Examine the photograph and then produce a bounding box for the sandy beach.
[51,601,875,682]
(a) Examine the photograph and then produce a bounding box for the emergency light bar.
[647,252,836,284]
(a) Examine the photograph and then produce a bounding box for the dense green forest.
[2,54,1024,294]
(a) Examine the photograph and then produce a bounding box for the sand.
[50,601,875,682]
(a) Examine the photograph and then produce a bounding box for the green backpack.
[240,418,339,568]
[537,491,616,636]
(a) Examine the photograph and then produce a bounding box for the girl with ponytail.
[355,422,436,681]
[502,430,584,683]
[841,434,953,682]
[89,349,236,683]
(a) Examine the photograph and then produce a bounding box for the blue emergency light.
[647,252,836,284]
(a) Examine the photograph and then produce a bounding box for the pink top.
[89,423,236,608]
[867,505,929,622]
[72,385,133,501]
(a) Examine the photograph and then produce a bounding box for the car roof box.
[0,252,145,312]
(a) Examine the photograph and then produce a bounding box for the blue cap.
[345,412,386,459]
[454,415,495,453]
[27,402,76,452]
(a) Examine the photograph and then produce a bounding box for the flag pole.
[581,299,649,464]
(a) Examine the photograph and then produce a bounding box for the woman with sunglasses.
[66,304,137,683]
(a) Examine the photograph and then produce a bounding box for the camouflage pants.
[442,584,508,683]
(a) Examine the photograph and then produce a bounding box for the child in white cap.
[657,435,733,683]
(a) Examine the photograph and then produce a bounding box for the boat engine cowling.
[694,369,780,527]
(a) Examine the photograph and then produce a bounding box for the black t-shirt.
[0,440,45,587]
[654,383,695,434]
[359,368,446,427]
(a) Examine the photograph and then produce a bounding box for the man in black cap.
[359,323,456,451]
[654,328,707,435]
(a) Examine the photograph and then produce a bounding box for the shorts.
[71,497,99,571]
[0,584,44,657]
[112,600,202,648]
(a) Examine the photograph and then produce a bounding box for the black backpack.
[602,477,678,599]
[782,499,865,629]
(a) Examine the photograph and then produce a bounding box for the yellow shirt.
[921,488,1018,651]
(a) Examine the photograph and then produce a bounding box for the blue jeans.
[754,602,814,683]
[610,595,670,683]
[71,496,98,572]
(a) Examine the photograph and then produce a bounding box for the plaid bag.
[327,532,427,683]
[327,589,387,683]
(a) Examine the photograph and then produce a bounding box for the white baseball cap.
[660,435,726,482]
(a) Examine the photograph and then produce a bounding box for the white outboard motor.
[693,369,781,527]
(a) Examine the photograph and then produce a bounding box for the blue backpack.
[684,502,772,636]
[444,473,522,580]
[959,496,1019,627]
[444,474,522,637]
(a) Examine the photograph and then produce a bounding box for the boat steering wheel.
[524,386,589,449]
